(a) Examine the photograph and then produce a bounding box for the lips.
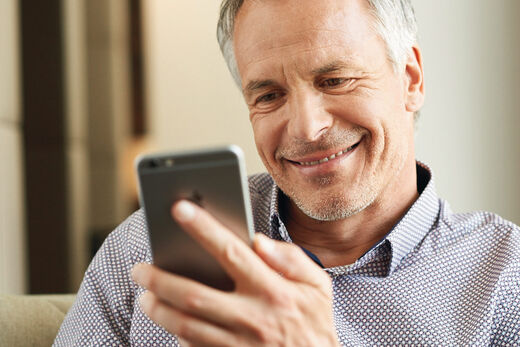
[288,139,362,167]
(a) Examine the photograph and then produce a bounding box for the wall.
[0,0,26,294]
[142,0,520,224]
[63,0,89,290]
[414,0,520,223]
[142,0,263,174]
[86,0,133,245]
[1,0,518,294]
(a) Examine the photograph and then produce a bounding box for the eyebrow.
[244,79,277,95]
[243,60,358,96]
[311,60,351,75]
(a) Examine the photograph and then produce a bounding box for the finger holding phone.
[132,199,340,347]
[133,146,340,346]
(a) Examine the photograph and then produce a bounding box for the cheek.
[332,95,407,163]
[251,116,283,165]
[377,111,413,170]
[326,92,383,130]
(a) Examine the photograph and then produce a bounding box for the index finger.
[171,200,276,291]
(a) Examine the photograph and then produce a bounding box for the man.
[55,0,520,345]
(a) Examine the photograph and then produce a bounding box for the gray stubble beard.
[277,171,379,222]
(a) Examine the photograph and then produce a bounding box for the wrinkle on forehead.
[235,0,373,47]
[240,34,372,84]
[234,0,383,84]
[240,27,372,69]
[242,43,351,71]
[241,29,349,56]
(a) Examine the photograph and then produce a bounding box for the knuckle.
[222,240,242,264]
[183,290,204,311]
[144,272,159,291]
[283,265,300,280]
[267,288,294,308]
[286,243,304,259]
[249,323,272,344]
[144,295,160,317]
[234,309,273,344]
[176,320,195,340]
[285,243,308,266]
[254,319,286,346]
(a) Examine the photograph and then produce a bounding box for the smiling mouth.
[290,140,362,167]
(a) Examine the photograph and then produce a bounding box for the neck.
[283,159,419,268]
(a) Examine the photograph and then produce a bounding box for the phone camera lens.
[149,159,160,168]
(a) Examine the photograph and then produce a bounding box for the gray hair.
[217,0,418,88]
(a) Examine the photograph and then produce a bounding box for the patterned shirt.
[54,162,520,346]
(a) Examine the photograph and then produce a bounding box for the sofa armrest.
[0,294,76,347]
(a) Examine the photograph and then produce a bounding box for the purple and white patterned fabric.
[54,162,520,346]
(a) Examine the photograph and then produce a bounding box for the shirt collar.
[385,161,440,273]
[266,161,441,275]
[268,183,292,242]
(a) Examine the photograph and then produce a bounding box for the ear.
[404,45,425,113]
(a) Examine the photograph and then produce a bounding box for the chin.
[288,184,378,222]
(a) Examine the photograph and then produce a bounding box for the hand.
[132,200,340,347]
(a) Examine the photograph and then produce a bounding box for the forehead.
[235,0,371,34]
[233,0,380,79]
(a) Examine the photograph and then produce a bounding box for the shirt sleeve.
[53,211,147,346]
[491,267,520,345]
[492,292,520,345]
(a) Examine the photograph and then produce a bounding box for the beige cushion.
[0,294,76,347]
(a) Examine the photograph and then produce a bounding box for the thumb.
[253,234,329,288]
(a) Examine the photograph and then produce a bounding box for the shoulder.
[55,210,153,345]
[437,202,520,287]
[94,209,152,268]
[439,202,520,246]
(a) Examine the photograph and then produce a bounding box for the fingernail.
[173,200,196,222]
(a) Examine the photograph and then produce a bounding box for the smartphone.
[136,145,254,291]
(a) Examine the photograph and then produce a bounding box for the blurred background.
[1,0,519,295]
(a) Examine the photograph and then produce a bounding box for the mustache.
[276,126,366,159]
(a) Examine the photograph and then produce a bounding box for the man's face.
[234,0,421,221]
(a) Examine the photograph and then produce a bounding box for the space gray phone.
[136,145,254,291]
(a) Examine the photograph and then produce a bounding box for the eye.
[256,91,284,104]
[320,78,349,88]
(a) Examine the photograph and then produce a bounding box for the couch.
[0,294,76,347]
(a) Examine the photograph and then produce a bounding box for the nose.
[285,89,333,142]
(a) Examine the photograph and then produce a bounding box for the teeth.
[299,144,357,166]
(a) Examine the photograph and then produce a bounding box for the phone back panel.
[137,146,253,291]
